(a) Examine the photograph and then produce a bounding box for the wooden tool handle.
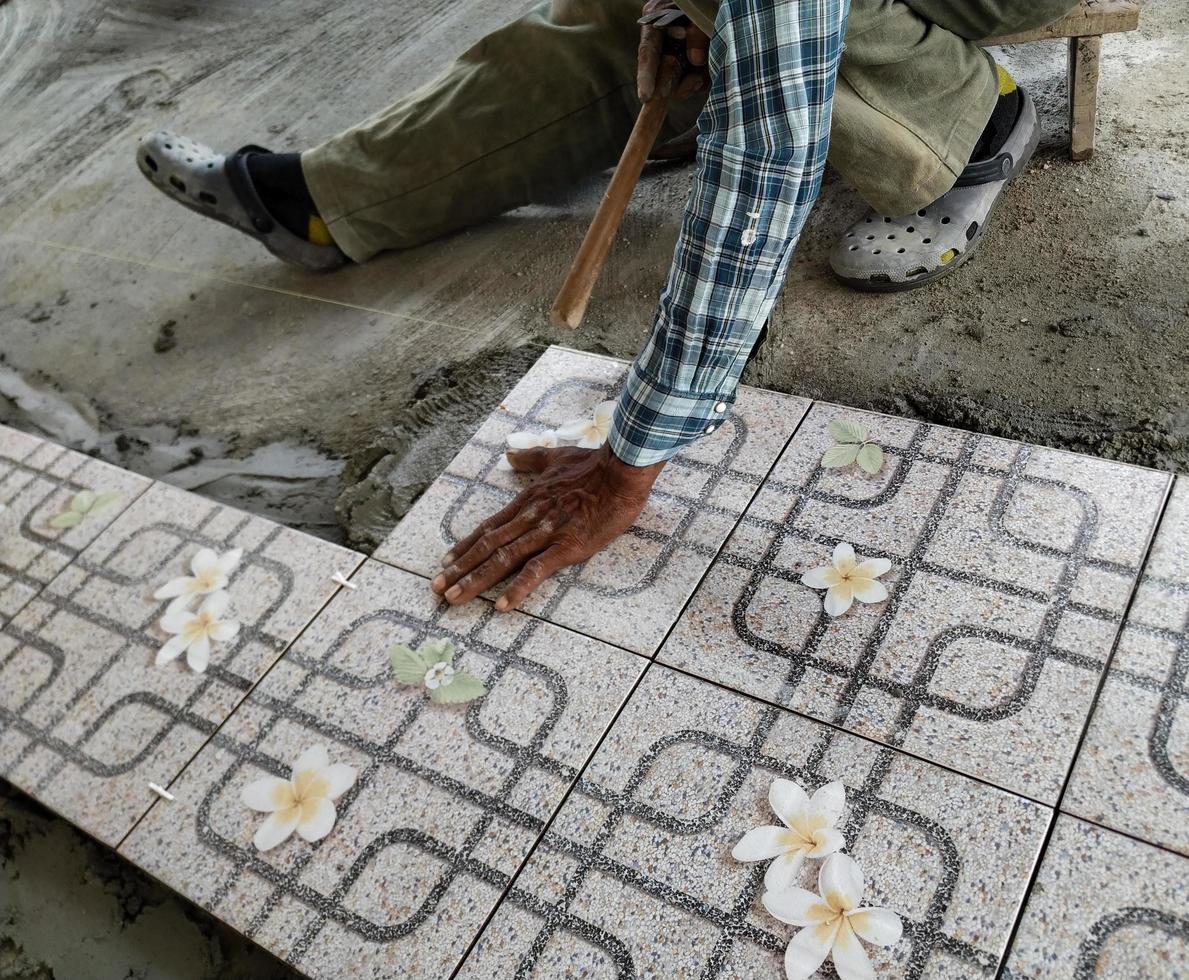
[550,57,680,329]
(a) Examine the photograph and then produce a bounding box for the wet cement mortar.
[0,0,1187,976]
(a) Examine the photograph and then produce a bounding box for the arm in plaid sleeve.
[608,0,849,466]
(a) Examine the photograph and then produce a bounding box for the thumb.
[505,446,555,474]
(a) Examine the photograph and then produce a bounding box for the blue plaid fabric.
[609,0,850,466]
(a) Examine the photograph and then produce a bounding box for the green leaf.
[418,637,456,667]
[71,490,96,513]
[48,510,84,529]
[856,442,885,475]
[89,491,122,515]
[428,670,487,704]
[389,643,436,684]
[821,443,861,469]
[827,419,868,445]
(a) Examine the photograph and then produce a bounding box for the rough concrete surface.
[0,0,1186,976]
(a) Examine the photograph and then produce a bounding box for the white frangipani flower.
[801,542,891,617]
[506,430,559,450]
[424,661,455,689]
[763,852,902,980]
[154,547,242,611]
[555,400,615,449]
[156,590,240,672]
[732,779,846,891]
[240,746,357,851]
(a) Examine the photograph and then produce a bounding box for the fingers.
[441,529,553,606]
[496,545,573,612]
[437,495,527,570]
[434,502,550,592]
[637,23,663,101]
[505,446,554,475]
[675,69,707,100]
[686,24,709,66]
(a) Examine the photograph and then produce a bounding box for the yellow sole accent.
[308,215,334,247]
[940,249,957,265]
[996,64,1018,97]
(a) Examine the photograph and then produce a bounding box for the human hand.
[638,0,710,102]
[431,443,665,611]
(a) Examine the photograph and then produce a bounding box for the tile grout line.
[113,552,367,852]
[446,398,819,977]
[1060,809,1189,865]
[991,472,1178,978]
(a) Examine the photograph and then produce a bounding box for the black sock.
[971,70,1022,162]
[246,152,326,242]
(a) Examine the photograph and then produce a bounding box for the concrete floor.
[0,0,1186,976]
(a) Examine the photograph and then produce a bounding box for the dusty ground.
[0,0,1186,976]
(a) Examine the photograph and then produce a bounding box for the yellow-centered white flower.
[154,547,243,613]
[555,400,615,449]
[506,430,559,450]
[156,590,240,672]
[801,542,891,617]
[732,779,846,891]
[763,852,903,980]
[241,746,357,851]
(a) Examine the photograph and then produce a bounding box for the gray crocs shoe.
[830,89,1040,292]
[135,130,347,272]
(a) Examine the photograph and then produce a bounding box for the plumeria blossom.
[154,547,243,612]
[732,779,846,891]
[240,746,357,851]
[156,590,240,672]
[763,852,903,980]
[506,430,559,450]
[801,543,891,617]
[554,400,615,449]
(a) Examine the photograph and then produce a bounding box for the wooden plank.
[981,0,1139,45]
[1069,34,1103,160]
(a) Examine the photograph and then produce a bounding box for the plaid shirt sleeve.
[609,0,850,466]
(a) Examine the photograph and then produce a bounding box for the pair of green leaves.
[47,489,121,529]
[821,420,884,475]
[389,637,487,704]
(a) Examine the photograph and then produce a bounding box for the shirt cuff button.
[714,401,727,413]
[704,424,717,434]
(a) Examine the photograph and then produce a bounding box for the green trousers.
[303,0,1075,262]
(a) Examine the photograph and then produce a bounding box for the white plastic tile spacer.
[740,210,761,247]
[148,782,175,801]
[332,571,357,590]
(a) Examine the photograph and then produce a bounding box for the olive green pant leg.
[830,0,1078,216]
[304,0,688,262]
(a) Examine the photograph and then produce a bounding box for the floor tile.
[659,404,1170,802]
[458,665,1050,979]
[1064,478,1189,854]
[119,560,646,980]
[0,480,360,845]
[0,424,151,621]
[375,346,809,655]
[1003,816,1189,979]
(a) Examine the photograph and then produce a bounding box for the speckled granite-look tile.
[0,424,150,621]
[458,665,1049,979]
[1065,478,1189,854]
[374,346,809,655]
[120,560,646,980]
[0,480,361,845]
[660,404,1170,802]
[1003,817,1189,979]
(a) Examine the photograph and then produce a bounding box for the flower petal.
[153,576,193,600]
[200,590,231,618]
[186,634,211,673]
[832,919,876,980]
[820,853,865,913]
[553,420,590,442]
[593,400,616,425]
[784,922,839,980]
[159,606,193,635]
[241,776,293,812]
[507,431,545,449]
[155,634,188,666]
[253,808,300,851]
[808,780,846,824]
[215,548,243,574]
[731,826,791,862]
[823,584,855,617]
[576,432,603,449]
[832,541,856,569]
[764,846,806,893]
[292,745,329,776]
[297,797,337,842]
[209,619,240,643]
[190,548,218,574]
[322,763,357,799]
[762,887,830,928]
[847,907,903,947]
[852,579,888,605]
[770,778,810,827]
[853,557,891,579]
[164,593,199,619]
[800,566,839,590]
[807,826,845,859]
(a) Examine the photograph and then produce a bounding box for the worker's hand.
[638,0,711,102]
[431,443,665,611]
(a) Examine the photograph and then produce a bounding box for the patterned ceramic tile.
[659,404,1170,802]
[458,665,1050,979]
[1064,478,1189,854]
[0,424,150,621]
[374,346,809,655]
[1003,816,1189,979]
[120,560,646,980]
[0,480,361,844]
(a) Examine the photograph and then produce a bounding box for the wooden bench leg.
[1068,34,1103,161]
